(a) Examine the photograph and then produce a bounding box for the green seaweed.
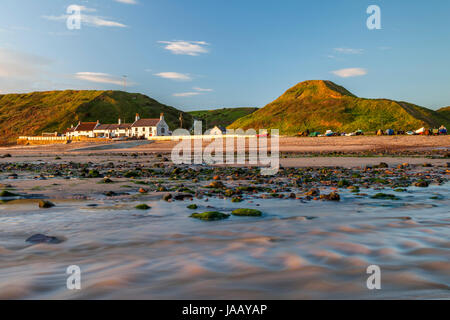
[371,193,400,200]
[190,211,230,221]
[231,208,262,217]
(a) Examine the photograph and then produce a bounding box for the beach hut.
[325,130,334,137]
[309,132,320,137]
[376,129,384,136]
[385,129,394,136]
[439,125,447,135]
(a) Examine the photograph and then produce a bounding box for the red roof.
[131,119,160,127]
[95,124,113,130]
[75,122,98,131]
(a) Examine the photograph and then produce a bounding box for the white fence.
[18,136,69,141]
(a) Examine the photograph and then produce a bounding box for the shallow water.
[0,184,449,299]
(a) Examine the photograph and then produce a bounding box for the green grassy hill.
[189,107,258,129]
[229,80,449,135]
[437,106,450,124]
[0,90,193,145]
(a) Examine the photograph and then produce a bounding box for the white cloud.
[334,48,364,54]
[158,40,209,56]
[173,87,213,97]
[193,87,213,92]
[154,72,191,81]
[43,6,127,28]
[331,68,368,78]
[173,92,202,97]
[115,0,137,4]
[75,72,126,85]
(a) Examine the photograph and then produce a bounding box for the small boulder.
[173,193,193,201]
[162,193,173,201]
[320,192,340,201]
[138,188,148,194]
[305,188,320,196]
[207,181,225,189]
[38,200,55,208]
[415,180,429,188]
[26,234,63,244]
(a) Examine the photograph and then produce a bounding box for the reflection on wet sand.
[0,182,449,299]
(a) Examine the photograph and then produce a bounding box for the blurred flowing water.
[0,184,449,299]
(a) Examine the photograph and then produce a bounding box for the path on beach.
[69,140,153,152]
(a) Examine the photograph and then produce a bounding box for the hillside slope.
[229,80,449,135]
[189,107,258,128]
[437,106,450,124]
[0,90,193,145]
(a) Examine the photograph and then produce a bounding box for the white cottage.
[93,118,132,138]
[131,113,169,138]
[68,121,100,138]
[206,126,227,136]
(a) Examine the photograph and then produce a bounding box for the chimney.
[160,113,164,121]
[135,113,140,122]
[118,118,122,125]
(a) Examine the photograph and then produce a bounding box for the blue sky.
[0,0,449,111]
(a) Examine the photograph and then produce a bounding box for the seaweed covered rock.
[371,193,400,200]
[0,190,19,197]
[337,180,351,188]
[135,204,151,210]
[87,169,101,178]
[190,211,230,221]
[231,208,262,217]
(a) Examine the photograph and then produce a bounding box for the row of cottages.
[65,113,170,139]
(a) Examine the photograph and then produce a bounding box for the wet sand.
[2,135,449,156]
[0,138,449,300]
